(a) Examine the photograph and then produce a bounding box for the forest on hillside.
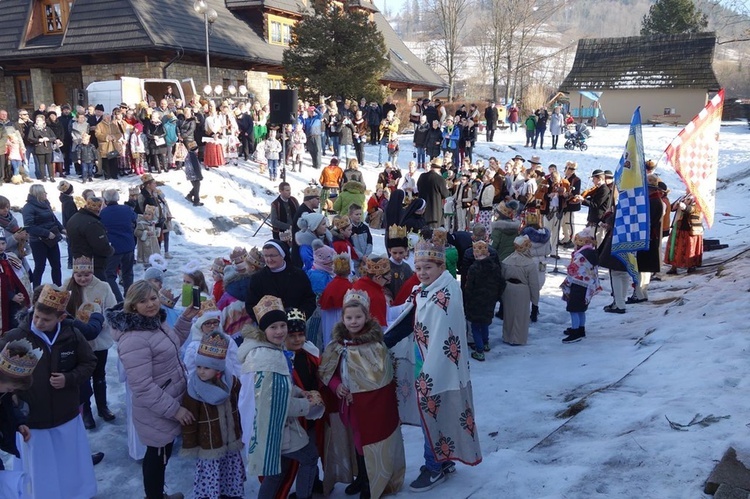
[391,0,750,99]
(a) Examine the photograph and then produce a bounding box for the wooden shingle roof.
[559,32,721,91]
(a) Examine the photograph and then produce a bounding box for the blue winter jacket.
[100,202,137,253]
[442,125,461,150]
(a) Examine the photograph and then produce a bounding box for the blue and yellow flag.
[612,107,649,279]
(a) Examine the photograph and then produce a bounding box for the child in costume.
[351,255,391,328]
[0,339,38,468]
[64,256,118,429]
[183,299,241,380]
[384,236,482,492]
[135,205,160,264]
[385,224,413,300]
[210,257,228,303]
[0,285,98,499]
[319,254,353,348]
[182,331,245,499]
[319,290,405,499]
[349,204,373,265]
[0,234,30,334]
[331,215,360,267]
[561,228,602,343]
[238,295,324,499]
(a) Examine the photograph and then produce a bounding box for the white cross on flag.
[663,89,724,228]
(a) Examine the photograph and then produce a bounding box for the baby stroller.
[564,123,590,151]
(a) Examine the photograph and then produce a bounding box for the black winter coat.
[416,170,450,227]
[179,117,197,145]
[27,126,57,154]
[582,184,610,224]
[635,191,663,273]
[413,123,430,148]
[0,318,96,429]
[21,195,64,243]
[65,208,114,276]
[464,258,505,324]
[425,127,443,158]
[245,266,317,320]
[59,192,78,227]
[597,229,626,271]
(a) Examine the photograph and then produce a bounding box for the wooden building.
[0,0,444,111]
[559,33,721,125]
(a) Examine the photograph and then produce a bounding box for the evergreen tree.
[641,0,708,35]
[283,8,389,101]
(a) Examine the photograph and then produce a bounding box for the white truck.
[85,77,196,112]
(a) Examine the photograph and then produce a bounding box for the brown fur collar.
[331,318,383,345]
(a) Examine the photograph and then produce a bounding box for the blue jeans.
[416,147,426,166]
[268,159,278,178]
[340,144,352,163]
[470,322,489,352]
[10,159,21,176]
[82,162,94,179]
[570,312,586,329]
[330,135,340,157]
[510,122,518,132]
[422,424,453,473]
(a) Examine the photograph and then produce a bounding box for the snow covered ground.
[2,119,749,498]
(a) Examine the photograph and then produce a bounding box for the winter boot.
[82,403,96,429]
[94,380,116,422]
[562,327,586,343]
[345,454,368,496]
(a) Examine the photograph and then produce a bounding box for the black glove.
[530,304,539,322]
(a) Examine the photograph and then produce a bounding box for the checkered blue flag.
[612,107,649,279]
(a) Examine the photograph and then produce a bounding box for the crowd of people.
[0,89,708,498]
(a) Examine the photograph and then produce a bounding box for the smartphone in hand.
[192,286,201,309]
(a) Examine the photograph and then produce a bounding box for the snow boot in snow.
[94,380,116,422]
[562,327,586,343]
[82,403,96,429]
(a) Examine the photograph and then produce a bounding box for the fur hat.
[297,212,326,232]
[57,180,73,195]
[286,308,307,333]
[253,295,287,331]
[333,253,351,277]
[303,185,321,200]
[195,332,229,372]
[141,173,155,185]
[72,256,94,273]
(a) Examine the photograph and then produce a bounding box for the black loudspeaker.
[269,89,298,124]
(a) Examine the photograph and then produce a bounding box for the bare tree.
[703,0,750,44]
[426,0,472,101]
[474,0,511,102]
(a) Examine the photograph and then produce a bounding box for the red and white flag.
[663,89,724,228]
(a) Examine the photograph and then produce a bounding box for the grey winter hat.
[144,267,164,283]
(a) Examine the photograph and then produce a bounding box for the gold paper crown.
[129,186,140,196]
[279,229,292,243]
[73,195,87,210]
[159,288,177,308]
[364,255,391,276]
[37,285,71,312]
[76,302,101,322]
[230,246,248,264]
[86,197,103,213]
[287,308,307,323]
[253,295,285,326]
[198,299,219,317]
[414,239,445,264]
[246,247,265,269]
[141,173,155,185]
[333,215,351,231]
[472,240,489,259]
[332,253,351,276]
[388,224,408,239]
[144,205,157,216]
[343,289,370,309]
[431,228,448,248]
[72,256,94,273]
[197,332,229,361]
[303,185,321,198]
[211,257,227,274]
[0,340,42,379]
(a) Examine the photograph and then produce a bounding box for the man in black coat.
[484,102,499,142]
[65,197,114,281]
[416,160,450,228]
[245,240,317,320]
[237,108,254,161]
[579,170,611,231]
[270,182,300,240]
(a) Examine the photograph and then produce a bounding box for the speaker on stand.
[269,89,298,182]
